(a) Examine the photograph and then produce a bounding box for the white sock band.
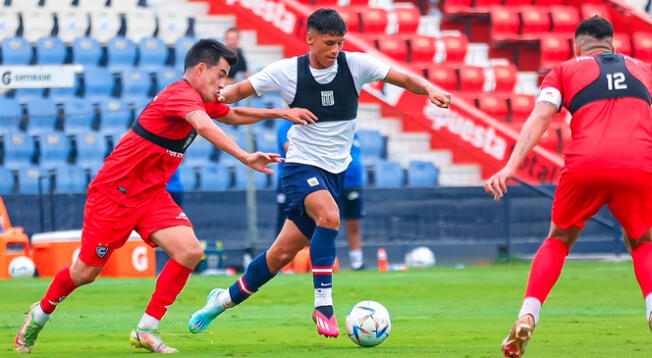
[314,288,333,307]
[518,297,542,325]
[137,313,160,331]
[645,293,652,321]
[32,304,51,326]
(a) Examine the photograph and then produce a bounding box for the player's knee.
[270,246,298,267]
[315,209,340,229]
[173,242,204,266]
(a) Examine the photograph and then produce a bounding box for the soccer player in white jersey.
[188,8,451,338]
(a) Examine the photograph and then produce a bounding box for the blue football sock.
[228,251,275,305]
[310,227,338,291]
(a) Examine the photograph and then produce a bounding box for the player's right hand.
[243,152,284,174]
[281,108,318,125]
[484,167,515,201]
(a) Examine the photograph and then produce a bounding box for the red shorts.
[552,169,652,239]
[79,189,193,266]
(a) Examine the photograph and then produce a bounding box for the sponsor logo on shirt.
[321,90,335,106]
[307,177,319,187]
[176,212,188,220]
[167,150,184,158]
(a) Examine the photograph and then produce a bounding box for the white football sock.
[349,249,364,270]
[518,297,542,325]
[137,313,160,331]
[314,288,333,307]
[32,304,50,326]
[645,293,652,321]
[216,289,235,309]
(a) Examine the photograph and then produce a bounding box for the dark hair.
[575,16,613,40]
[184,39,238,71]
[307,8,347,36]
[225,27,239,36]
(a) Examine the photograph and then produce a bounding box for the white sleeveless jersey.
[248,51,391,174]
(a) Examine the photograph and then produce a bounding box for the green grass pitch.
[0,262,650,357]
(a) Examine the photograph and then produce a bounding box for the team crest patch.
[96,246,109,258]
[321,90,335,106]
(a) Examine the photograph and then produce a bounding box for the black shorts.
[340,188,365,220]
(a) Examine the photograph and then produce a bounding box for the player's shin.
[141,259,193,329]
[310,227,338,310]
[631,242,652,324]
[228,251,276,305]
[39,266,78,323]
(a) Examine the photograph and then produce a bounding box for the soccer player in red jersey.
[485,17,652,357]
[14,39,317,354]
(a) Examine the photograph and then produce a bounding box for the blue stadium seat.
[72,37,102,66]
[1,37,32,65]
[374,160,404,188]
[14,88,44,101]
[184,136,213,167]
[39,132,70,168]
[407,161,439,187]
[255,130,276,153]
[155,67,182,92]
[234,165,268,190]
[62,98,95,134]
[75,132,106,169]
[174,36,196,70]
[36,36,66,65]
[26,98,58,134]
[107,37,137,72]
[132,97,152,118]
[198,164,230,191]
[84,67,115,100]
[54,165,87,194]
[17,166,51,194]
[217,128,248,167]
[120,69,151,102]
[252,92,284,109]
[0,98,23,134]
[179,165,197,191]
[49,75,81,102]
[2,132,35,169]
[0,167,14,194]
[139,37,168,72]
[99,98,131,135]
[358,130,384,164]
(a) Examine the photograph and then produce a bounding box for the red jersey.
[540,53,652,173]
[89,80,230,206]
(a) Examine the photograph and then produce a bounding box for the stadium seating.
[39,133,71,169]
[120,69,152,102]
[409,36,436,63]
[359,7,388,34]
[255,130,277,153]
[84,67,115,100]
[0,10,20,40]
[407,161,439,187]
[125,10,157,43]
[2,132,35,169]
[540,35,572,70]
[179,165,198,190]
[107,37,138,73]
[490,7,520,41]
[550,6,580,36]
[492,64,517,93]
[57,10,90,43]
[22,10,55,42]
[357,130,384,164]
[0,98,23,134]
[155,68,182,91]
[478,93,509,121]
[175,37,197,70]
[49,76,81,102]
[53,165,87,193]
[139,37,169,72]
[75,132,107,169]
[374,35,408,62]
[184,136,214,167]
[18,166,51,194]
[72,37,103,66]
[395,6,420,34]
[458,65,485,92]
[2,37,32,65]
[374,160,404,188]
[198,164,230,191]
[99,98,132,135]
[89,11,121,43]
[26,99,58,135]
[157,13,191,45]
[36,37,66,65]
[427,65,458,91]
[442,34,468,63]
[62,98,95,134]
[234,165,268,189]
[0,167,14,194]
[510,94,536,122]
[633,32,652,62]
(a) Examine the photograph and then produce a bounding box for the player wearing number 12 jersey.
[485,17,652,357]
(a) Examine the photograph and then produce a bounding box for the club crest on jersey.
[96,246,109,258]
[321,90,335,106]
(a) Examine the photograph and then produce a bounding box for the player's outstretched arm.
[185,110,281,174]
[484,101,557,201]
[219,80,257,104]
[217,107,318,126]
[382,68,452,108]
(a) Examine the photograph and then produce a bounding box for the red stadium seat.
[633,32,652,63]
[376,35,409,62]
[581,4,611,22]
[360,8,388,34]
[613,33,632,56]
[427,64,458,91]
[505,0,533,5]
[550,6,580,35]
[475,0,503,12]
[509,94,535,122]
[410,62,429,77]
[540,34,572,69]
[336,8,360,33]
[493,64,517,92]
[521,6,551,37]
[348,0,369,4]
[409,35,437,62]
[478,93,509,120]
[534,0,564,4]
[491,6,521,41]
[314,0,339,4]
[395,6,420,34]
[442,34,468,63]
[443,0,473,14]
[458,65,486,92]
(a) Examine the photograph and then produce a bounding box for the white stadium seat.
[125,10,157,43]
[76,0,108,11]
[6,0,41,11]
[57,10,90,43]
[157,12,189,45]
[109,0,142,12]
[89,10,121,44]
[43,0,74,11]
[22,10,55,43]
[0,10,20,40]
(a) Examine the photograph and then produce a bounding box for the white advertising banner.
[0,65,78,89]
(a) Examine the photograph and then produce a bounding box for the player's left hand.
[428,88,452,109]
[484,167,515,201]
[281,108,318,125]
[243,152,284,174]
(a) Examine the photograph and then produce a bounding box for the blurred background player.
[484,17,652,358]
[188,8,451,338]
[224,27,251,84]
[167,169,184,208]
[13,39,316,354]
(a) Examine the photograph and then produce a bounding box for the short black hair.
[575,16,613,40]
[225,27,239,36]
[307,8,347,36]
[184,39,238,71]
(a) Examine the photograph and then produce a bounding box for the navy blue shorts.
[281,163,345,238]
[339,188,365,220]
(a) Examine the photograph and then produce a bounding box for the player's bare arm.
[185,109,281,174]
[218,107,318,126]
[383,68,452,108]
[484,101,557,200]
[219,80,257,104]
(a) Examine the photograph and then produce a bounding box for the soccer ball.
[9,256,35,279]
[345,300,391,347]
[405,246,436,269]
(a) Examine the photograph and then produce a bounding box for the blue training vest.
[288,52,358,122]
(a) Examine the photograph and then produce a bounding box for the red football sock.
[524,238,569,303]
[632,242,652,298]
[40,266,78,314]
[145,259,193,320]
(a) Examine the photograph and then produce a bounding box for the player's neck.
[577,46,612,57]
